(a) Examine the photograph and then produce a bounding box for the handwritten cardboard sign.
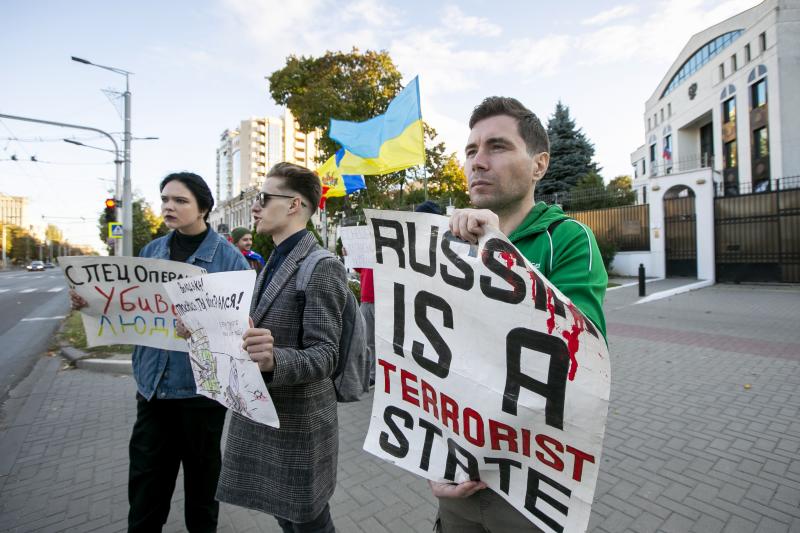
[60,256,205,351]
[362,210,610,533]
[339,225,375,269]
[163,270,279,427]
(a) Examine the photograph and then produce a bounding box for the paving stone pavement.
[1,282,799,532]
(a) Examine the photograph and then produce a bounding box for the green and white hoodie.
[508,202,608,340]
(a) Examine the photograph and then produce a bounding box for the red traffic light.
[105,198,117,209]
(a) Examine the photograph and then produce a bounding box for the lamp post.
[72,56,134,256]
[0,112,122,255]
[63,138,123,255]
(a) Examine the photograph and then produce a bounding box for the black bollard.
[638,263,646,297]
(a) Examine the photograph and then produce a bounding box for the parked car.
[43,261,55,269]
[26,261,45,272]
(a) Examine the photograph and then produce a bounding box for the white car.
[26,261,45,272]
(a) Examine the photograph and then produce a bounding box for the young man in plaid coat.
[216,162,347,533]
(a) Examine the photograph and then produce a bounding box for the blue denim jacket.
[132,228,249,400]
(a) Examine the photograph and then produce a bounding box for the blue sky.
[1,0,760,251]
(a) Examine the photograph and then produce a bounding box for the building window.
[724,140,738,168]
[668,103,672,117]
[660,29,744,97]
[750,78,767,108]
[649,143,656,163]
[759,32,766,52]
[723,97,736,123]
[753,127,769,158]
[648,117,651,130]
[745,43,751,62]
[719,63,725,80]
[731,54,737,72]
[660,108,664,122]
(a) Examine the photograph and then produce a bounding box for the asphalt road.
[0,267,69,403]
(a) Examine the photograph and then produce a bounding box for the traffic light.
[104,198,117,222]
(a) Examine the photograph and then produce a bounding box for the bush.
[595,235,618,272]
[348,278,362,303]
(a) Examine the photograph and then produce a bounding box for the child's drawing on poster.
[163,270,278,427]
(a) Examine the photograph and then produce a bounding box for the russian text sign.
[60,256,205,351]
[163,270,279,427]
[362,210,610,533]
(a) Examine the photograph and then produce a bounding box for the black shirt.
[262,229,308,289]
[169,226,210,262]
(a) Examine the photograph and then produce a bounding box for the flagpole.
[423,165,428,201]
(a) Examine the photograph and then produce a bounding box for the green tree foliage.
[268,48,403,158]
[539,102,598,195]
[567,173,637,211]
[98,198,167,256]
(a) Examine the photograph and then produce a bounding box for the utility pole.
[122,77,133,256]
[0,113,122,254]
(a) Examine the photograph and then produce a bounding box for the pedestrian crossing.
[0,286,65,295]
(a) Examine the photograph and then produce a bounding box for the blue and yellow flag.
[329,76,425,175]
[316,149,366,208]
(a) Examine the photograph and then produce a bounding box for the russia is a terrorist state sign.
[362,210,610,533]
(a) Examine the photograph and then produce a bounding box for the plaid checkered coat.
[216,232,347,522]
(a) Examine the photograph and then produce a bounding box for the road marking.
[21,316,66,322]
[47,287,64,293]
[20,288,37,293]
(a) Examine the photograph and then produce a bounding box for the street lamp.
[72,56,134,256]
[64,138,124,255]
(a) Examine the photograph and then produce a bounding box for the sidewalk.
[1,283,799,532]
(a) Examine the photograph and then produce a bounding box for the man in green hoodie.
[430,96,608,532]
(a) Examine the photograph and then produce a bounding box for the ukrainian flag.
[329,76,425,175]
[316,149,366,208]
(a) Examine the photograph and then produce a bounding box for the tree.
[539,102,598,195]
[606,175,636,206]
[98,197,167,256]
[268,48,403,158]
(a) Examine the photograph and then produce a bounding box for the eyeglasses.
[256,192,306,208]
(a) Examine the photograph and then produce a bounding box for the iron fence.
[566,204,650,252]
[714,176,800,283]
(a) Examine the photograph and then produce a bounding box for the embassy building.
[631,0,799,196]
[622,0,800,284]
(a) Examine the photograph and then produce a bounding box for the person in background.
[231,227,265,272]
[71,172,248,533]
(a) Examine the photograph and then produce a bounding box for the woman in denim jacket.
[72,172,248,532]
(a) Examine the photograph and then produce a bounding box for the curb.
[59,345,132,375]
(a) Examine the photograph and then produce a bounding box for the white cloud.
[581,4,638,26]
[441,5,502,37]
[576,0,762,66]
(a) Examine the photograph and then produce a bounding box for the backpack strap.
[294,248,335,348]
[544,219,568,273]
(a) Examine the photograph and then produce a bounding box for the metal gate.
[714,183,800,283]
[664,196,697,277]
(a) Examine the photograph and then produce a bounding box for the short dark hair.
[159,172,214,221]
[267,162,321,215]
[469,97,550,156]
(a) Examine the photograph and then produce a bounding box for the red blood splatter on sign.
[499,251,515,269]
[527,270,537,301]
[546,288,556,334]
[562,303,586,381]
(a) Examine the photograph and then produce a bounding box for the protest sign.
[362,210,610,533]
[339,225,375,269]
[60,256,205,351]
[163,270,279,427]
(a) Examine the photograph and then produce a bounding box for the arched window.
[661,30,744,98]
